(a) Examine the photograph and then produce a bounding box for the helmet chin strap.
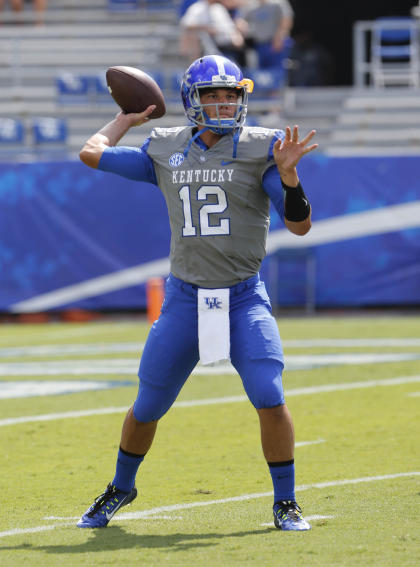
[183,125,241,160]
[232,128,240,158]
[183,126,210,158]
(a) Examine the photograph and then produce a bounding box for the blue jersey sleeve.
[262,164,285,220]
[98,137,158,184]
[267,129,285,161]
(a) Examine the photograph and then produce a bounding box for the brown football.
[106,66,166,118]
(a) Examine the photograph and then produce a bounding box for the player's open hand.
[273,126,318,176]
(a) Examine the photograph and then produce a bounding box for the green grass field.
[0,315,419,566]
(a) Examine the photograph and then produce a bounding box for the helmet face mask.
[181,55,253,135]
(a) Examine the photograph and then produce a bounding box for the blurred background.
[0,0,419,321]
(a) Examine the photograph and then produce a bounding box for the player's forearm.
[283,179,311,235]
[97,114,137,147]
[285,212,311,235]
[277,166,299,187]
[79,115,137,169]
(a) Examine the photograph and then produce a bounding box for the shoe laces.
[275,500,303,521]
[87,483,122,517]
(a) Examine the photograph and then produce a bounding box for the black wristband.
[283,181,311,222]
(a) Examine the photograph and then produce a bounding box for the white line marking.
[9,257,171,313]
[11,471,417,540]
[407,391,420,397]
[1,338,419,358]
[116,472,420,521]
[1,375,419,427]
[44,515,182,522]
[0,325,135,345]
[1,352,419,376]
[295,439,325,448]
[0,380,126,399]
[0,343,144,358]
[283,338,420,348]
[0,523,75,538]
[266,200,420,253]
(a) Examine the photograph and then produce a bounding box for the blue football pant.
[133,274,285,423]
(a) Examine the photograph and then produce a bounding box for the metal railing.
[353,19,420,88]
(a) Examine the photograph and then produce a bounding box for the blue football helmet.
[181,55,254,135]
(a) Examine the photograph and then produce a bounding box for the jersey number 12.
[179,185,230,237]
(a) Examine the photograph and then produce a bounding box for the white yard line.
[0,343,144,357]
[1,352,419,376]
[1,338,419,358]
[115,472,420,521]
[295,439,325,448]
[0,380,126,399]
[0,472,417,539]
[1,375,419,427]
[283,338,420,348]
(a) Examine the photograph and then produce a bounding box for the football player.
[77,55,317,531]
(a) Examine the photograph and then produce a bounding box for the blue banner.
[1,155,419,311]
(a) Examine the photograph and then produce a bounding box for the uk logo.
[169,152,185,168]
[204,297,222,309]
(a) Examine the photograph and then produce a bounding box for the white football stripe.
[1,338,419,358]
[214,54,227,76]
[266,200,420,252]
[0,380,124,399]
[0,375,419,427]
[0,342,144,357]
[0,352,419,376]
[1,472,417,539]
[40,471,420,523]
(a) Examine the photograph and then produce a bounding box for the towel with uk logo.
[197,288,230,366]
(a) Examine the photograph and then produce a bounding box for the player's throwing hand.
[116,105,157,127]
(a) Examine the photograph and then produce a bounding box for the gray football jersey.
[147,125,280,288]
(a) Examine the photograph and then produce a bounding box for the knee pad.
[133,380,178,422]
[239,359,285,410]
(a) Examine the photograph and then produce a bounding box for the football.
[106,66,166,118]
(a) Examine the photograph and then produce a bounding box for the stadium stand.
[0,2,419,160]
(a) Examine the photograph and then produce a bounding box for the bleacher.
[0,0,188,159]
[0,2,419,160]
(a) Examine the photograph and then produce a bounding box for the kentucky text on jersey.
[172,168,234,184]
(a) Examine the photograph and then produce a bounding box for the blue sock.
[268,459,295,504]
[112,447,144,493]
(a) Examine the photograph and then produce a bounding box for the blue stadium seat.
[171,70,184,93]
[148,70,165,90]
[56,73,91,104]
[108,0,139,11]
[32,117,68,145]
[246,68,287,97]
[371,17,420,87]
[0,118,25,144]
[93,73,112,104]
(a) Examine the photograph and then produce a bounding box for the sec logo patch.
[169,152,185,168]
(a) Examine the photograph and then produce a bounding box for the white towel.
[197,288,230,366]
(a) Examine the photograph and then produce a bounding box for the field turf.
[0,315,419,566]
